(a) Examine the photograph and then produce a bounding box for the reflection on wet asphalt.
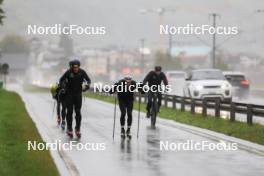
[146,127,162,176]
[14,88,264,176]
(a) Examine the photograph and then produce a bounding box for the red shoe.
[66,130,73,138]
[75,130,81,138]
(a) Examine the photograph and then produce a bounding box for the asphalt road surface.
[8,85,264,176]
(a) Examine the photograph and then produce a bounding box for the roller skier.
[59,59,91,138]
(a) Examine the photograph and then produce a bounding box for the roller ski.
[126,128,132,140]
[61,120,66,130]
[121,128,126,139]
[66,130,73,138]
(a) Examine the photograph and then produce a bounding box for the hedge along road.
[8,84,264,176]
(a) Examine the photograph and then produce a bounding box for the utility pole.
[209,13,220,68]
[158,8,165,52]
[168,33,172,57]
[140,38,145,72]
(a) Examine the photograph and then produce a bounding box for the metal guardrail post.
[202,99,207,117]
[181,98,185,112]
[215,99,220,118]
[247,104,253,125]
[172,96,176,109]
[191,99,195,114]
[230,102,235,122]
[144,94,147,103]
[164,95,168,107]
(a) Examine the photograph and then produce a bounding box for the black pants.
[56,99,60,117]
[66,94,82,131]
[56,98,67,121]
[119,99,133,128]
[146,92,162,112]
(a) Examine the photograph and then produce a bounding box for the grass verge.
[0,89,59,176]
[85,93,264,145]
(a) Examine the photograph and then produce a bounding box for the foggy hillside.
[1,0,264,55]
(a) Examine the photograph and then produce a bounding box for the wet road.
[10,85,264,176]
[234,95,264,106]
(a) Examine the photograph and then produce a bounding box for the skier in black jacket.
[60,59,91,138]
[111,76,138,138]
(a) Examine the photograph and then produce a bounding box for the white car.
[183,69,232,102]
[166,71,187,96]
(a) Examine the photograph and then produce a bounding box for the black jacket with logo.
[59,68,91,95]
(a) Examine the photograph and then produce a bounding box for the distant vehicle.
[166,71,187,96]
[183,69,232,102]
[223,72,249,99]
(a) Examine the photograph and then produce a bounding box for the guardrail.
[26,84,264,126]
[90,90,264,126]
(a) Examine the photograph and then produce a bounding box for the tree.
[0,0,5,25]
[0,35,30,54]
[215,51,230,70]
[215,59,229,70]
[155,51,182,71]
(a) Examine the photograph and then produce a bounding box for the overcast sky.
[1,0,264,56]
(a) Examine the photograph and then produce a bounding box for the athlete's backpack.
[50,83,59,99]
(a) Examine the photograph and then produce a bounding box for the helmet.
[124,76,132,81]
[155,66,162,72]
[70,59,81,67]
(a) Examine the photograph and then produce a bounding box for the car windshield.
[225,75,245,81]
[191,70,226,80]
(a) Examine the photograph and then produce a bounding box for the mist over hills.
[1,0,264,56]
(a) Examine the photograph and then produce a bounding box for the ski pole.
[52,100,56,118]
[112,95,117,140]
[137,93,141,139]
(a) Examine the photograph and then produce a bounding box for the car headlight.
[221,83,230,89]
